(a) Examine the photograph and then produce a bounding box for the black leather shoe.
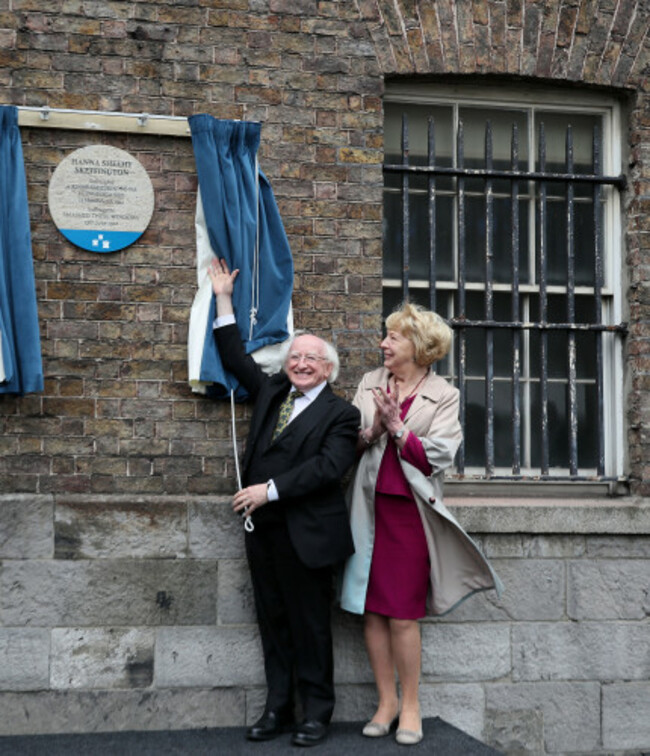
[292,720,328,747]
[247,710,293,741]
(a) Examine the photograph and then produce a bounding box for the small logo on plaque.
[48,145,154,253]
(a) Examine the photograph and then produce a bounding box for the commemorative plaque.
[48,145,154,253]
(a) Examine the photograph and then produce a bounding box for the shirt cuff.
[266,479,279,502]
[213,313,236,329]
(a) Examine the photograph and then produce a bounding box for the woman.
[340,303,502,746]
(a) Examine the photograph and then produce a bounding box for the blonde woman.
[340,302,502,746]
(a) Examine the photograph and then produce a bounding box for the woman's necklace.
[391,370,428,403]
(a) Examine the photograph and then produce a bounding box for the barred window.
[383,83,627,484]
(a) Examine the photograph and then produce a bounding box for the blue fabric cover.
[0,106,43,395]
[189,114,293,400]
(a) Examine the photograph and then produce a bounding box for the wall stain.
[156,590,173,610]
[126,651,154,688]
[54,523,83,559]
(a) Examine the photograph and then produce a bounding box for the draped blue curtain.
[0,106,43,395]
[188,114,293,399]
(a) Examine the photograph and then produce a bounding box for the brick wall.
[5,128,211,496]
[1,0,648,495]
[1,0,387,495]
[1,2,649,753]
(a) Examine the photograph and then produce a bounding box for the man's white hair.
[278,330,340,383]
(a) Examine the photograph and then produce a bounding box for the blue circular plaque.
[48,145,155,253]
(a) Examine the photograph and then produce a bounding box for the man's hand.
[233,483,268,515]
[208,257,239,298]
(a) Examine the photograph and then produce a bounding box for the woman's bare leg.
[389,618,422,732]
[363,611,399,723]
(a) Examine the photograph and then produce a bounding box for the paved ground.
[0,717,503,755]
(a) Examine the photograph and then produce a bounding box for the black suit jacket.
[215,324,359,569]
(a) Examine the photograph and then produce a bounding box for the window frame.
[383,81,627,487]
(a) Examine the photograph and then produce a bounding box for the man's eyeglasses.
[287,352,327,365]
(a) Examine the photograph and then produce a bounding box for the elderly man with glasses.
[209,258,360,747]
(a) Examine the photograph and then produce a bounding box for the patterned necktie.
[272,390,303,441]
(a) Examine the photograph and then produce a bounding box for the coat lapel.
[403,370,447,424]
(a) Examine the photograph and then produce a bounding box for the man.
[208,258,359,747]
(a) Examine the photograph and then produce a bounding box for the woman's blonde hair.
[385,302,452,366]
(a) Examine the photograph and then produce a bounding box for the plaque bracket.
[17,106,191,137]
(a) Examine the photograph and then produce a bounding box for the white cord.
[230,389,254,532]
[236,154,261,531]
[249,155,261,341]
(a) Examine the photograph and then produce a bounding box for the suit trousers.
[245,516,335,723]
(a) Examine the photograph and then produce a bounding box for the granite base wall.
[1,494,649,755]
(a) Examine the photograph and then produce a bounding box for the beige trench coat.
[339,367,503,617]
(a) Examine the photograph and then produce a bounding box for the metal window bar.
[538,123,550,475]
[566,126,578,476]
[401,114,410,298]
[456,121,468,473]
[484,122,495,476]
[384,115,627,481]
[427,117,437,314]
[593,126,606,476]
[511,124,522,475]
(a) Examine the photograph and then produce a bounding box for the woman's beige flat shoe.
[362,721,390,737]
[362,716,398,738]
[395,727,423,745]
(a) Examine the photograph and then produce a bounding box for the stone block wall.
[1,495,649,754]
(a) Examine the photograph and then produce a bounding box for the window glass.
[465,379,518,468]
[384,103,454,167]
[574,201,599,287]
[535,111,598,178]
[529,295,597,380]
[459,106,528,194]
[542,197,600,286]
[464,292,514,377]
[383,191,455,281]
[529,382,598,469]
[463,196,530,284]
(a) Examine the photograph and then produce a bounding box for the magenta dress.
[364,394,432,619]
